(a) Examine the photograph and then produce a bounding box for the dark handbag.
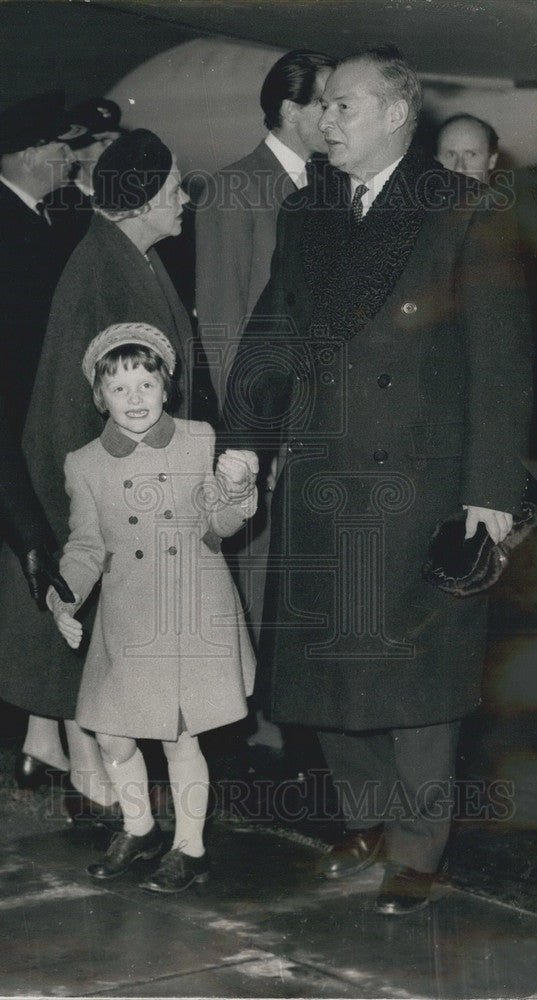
[422,502,536,597]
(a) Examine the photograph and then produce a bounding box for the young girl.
[48,321,258,893]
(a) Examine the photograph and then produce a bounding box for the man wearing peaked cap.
[0,127,217,821]
[47,97,127,255]
[0,89,69,154]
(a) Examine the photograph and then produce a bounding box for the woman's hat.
[92,128,172,211]
[82,322,176,384]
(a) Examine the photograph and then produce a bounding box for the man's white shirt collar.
[265,132,308,189]
[349,157,403,217]
[0,174,46,217]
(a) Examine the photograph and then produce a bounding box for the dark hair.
[260,49,336,130]
[340,45,422,131]
[437,113,499,154]
[92,344,176,414]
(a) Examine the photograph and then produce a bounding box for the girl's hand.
[46,585,83,649]
[56,611,83,650]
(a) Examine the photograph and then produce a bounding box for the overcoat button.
[129,516,138,524]
[135,550,144,559]
[158,473,167,482]
[401,301,417,314]
[168,546,177,556]
[373,449,388,464]
[286,292,296,306]
[377,373,392,388]
[124,479,133,488]
[163,510,173,519]
[321,371,335,385]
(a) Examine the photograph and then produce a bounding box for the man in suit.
[196,48,336,408]
[0,91,78,787]
[223,47,533,914]
[435,113,499,183]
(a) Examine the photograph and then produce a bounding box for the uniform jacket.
[0,182,69,439]
[0,212,217,719]
[60,414,255,740]
[223,149,534,733]
[195,141,297,408]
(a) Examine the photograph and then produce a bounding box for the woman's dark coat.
[223,152,533,732]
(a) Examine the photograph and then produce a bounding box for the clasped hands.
[215,449,259,512]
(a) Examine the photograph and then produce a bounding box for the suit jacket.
[195,141,297,408]
[61,415,255,739]
[0,182,68,438]
[223,150,534,732]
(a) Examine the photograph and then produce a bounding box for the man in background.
[435,112,499,183]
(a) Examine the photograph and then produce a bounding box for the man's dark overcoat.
[224,150,533,732]
[0,213,216,718]
[0,183,69,439]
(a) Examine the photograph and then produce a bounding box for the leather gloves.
[21,545,75,611]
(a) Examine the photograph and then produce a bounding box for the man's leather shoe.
[63,780,123,830]
[319,824,384,879]
[140,848,210,893]
[15,753,66,790]
[87,823,164,880]
[375,864,434,915]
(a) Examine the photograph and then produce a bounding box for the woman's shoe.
[15,753,66,790]
[87,823,164,880]
[140,848,209,893]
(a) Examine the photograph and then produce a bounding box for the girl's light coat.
[61,416,255,740]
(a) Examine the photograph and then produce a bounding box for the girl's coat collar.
[100,411,175,457]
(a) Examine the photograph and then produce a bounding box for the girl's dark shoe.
[87,823,163,879]
[140,848,209,893]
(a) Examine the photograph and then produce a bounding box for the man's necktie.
[350,183,368,224]
[305,159,316,186]
[35,201,51,225]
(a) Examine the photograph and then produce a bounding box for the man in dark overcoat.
[223,48,533,914]
[0,129,217,817]
[0,90,74,439]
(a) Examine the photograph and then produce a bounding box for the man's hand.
[21,546,75,611]
[463,506,513,544]
[216,449,259,501]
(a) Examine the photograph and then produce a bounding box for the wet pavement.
[2,805,537,1000]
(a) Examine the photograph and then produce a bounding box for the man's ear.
[21,147,37,170]
[280,98,299,125]
[388,99,409,133]
[488,151,499,172]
